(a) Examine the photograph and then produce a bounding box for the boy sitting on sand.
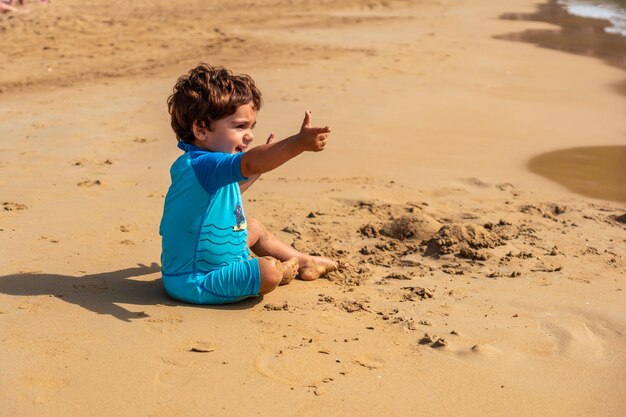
[159,63,341,304]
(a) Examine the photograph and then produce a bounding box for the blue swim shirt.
[159,141,250,279]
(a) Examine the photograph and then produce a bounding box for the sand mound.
[425,224,503,256]
[613,214,626,224]
[379,214,441,242]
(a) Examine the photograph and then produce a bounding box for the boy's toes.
[279,258,298,285]
[336,260,350,270]
[279,274,294,286]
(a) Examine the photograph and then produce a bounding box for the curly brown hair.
[167,64,262,144]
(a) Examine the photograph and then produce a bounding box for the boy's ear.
[192,121,207,141]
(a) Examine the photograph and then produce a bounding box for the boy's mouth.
[235,146,246,153]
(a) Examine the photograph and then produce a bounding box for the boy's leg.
[247,217,342,281]
[257,257,298,294]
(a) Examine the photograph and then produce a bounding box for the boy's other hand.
[297,111,331,152]
[241,133,274,186]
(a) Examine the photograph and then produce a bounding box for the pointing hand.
[298,111,331,152]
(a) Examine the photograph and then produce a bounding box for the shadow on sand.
[0,263,263,322]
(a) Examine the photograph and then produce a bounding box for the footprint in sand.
[254,349,386,388]
[353,353,385,370]
[254,350,337,387]
[155,340,219,387]
[14,335,87,399]
[537,314,605,361]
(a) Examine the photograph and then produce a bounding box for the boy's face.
[192,102,257,154]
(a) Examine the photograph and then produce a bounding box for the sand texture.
[1,0,625,416]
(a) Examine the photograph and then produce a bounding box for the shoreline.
[499,0,626,84]
[497,0,626,204]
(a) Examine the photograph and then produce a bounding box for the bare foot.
[279,258,299,285]
[298,256,346,281]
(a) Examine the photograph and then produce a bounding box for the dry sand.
[1,0,625,416]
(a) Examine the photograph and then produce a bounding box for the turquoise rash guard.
[159,141,260,304]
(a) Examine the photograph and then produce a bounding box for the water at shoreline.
[558,0,626,37]
[497,0,626,75]
[528,146,626,203]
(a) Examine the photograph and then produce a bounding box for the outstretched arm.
[240,111,330,178]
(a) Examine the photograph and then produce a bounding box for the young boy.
[159,63,341,305]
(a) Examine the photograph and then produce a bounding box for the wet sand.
[498,0,626,203]
[528,145,626,203]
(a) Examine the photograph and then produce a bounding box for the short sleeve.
[190,151,247,194]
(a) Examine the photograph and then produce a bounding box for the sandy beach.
[1,0,625,416]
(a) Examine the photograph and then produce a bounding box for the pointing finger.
[301,110,312,130]
[266,132,276,144]
[309,126,331,135]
